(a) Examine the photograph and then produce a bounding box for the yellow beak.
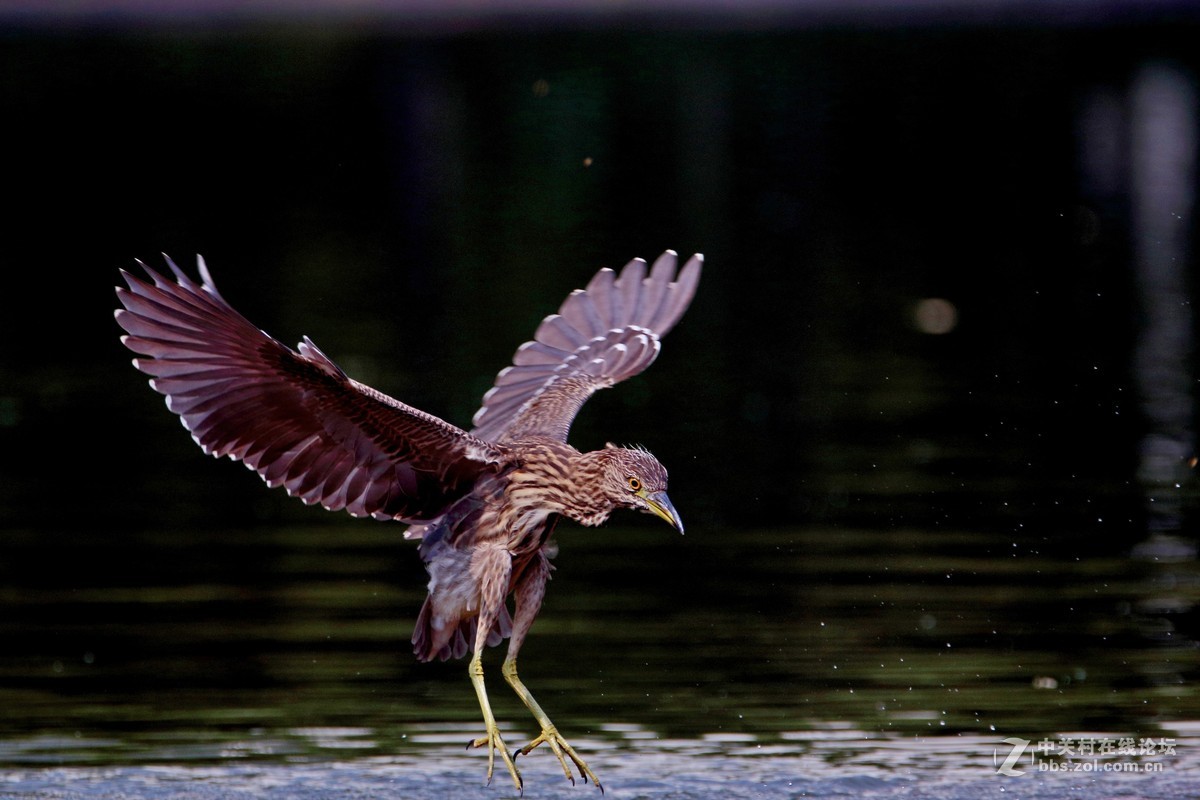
[642,490,684,534]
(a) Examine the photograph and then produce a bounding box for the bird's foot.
[468,725,522,792]
[518,726,603,793]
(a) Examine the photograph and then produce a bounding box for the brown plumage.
[114,250,701,792]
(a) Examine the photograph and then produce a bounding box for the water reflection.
[2,523,1197,776]
[2,726,1198,799]
[1076,61,1200,562]
[1130,62,1198,565]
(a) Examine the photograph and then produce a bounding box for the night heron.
[114,251,702,792]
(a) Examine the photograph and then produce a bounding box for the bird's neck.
[506,440,613,528]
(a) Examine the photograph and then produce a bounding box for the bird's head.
[596,443,684,534]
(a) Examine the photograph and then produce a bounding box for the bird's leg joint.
[466,654,522,792]
[502,658,603,792]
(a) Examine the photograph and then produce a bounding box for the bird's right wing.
[470,251,702,444]
[115,255,506,522]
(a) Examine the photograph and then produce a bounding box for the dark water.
[5,13,1200,800]
[2,521,1198,797]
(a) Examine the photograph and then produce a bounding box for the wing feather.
[583,268,620,327]
[648,253,704,331]
[633,253,673,327]
[614,258,646,327]
[512,340,572,366]
[116,255,506,522]
[558,289,608,339]
[533,314,588,351]
[470,251,702,443]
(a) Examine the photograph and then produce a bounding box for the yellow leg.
[502,658,603,793]
[467,654,522,792]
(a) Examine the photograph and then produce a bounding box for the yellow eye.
[627,476,642,493]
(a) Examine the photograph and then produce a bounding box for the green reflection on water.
[1,522,1197,765]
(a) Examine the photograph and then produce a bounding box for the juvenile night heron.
[114,251,702,792]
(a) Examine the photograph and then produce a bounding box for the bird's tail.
[412,598,513,663]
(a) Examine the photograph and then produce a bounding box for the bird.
[114,250,702,792]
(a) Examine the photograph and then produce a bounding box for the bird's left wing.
[471,251,702,443]
[115,255,506,522]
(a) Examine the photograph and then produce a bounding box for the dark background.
[4,13,1198,539]
[2,2,1200,770]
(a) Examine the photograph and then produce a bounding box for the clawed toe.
[519,727,603,792]
[468,728,522,792]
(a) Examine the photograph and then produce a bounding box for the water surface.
[2,523,1196,798]
[3,20,1200,799]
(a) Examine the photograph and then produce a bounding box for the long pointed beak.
[644,490,684,534]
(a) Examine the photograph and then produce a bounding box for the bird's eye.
[627,476,642,493]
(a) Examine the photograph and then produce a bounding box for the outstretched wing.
[471,250,702,444]
[115,255,506,522]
